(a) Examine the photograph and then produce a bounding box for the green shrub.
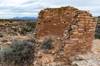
[95,26,100,39]
[19,22,36,35]
[0,40,34,66]
[41,39,53,50]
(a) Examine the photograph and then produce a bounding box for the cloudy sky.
[0,0,99,18]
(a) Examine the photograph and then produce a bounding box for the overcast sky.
[0,0,99,18]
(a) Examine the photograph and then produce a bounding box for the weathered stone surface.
[71,52,100,66]
[34,6,96,66]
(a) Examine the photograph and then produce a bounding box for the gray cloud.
[0,0,100,18]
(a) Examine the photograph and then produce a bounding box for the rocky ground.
[0,21,36,48]
[0,36,100,66]
[0,21,100,66]
[70,39,100,66]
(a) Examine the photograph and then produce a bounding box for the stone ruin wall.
[34,6,96,65]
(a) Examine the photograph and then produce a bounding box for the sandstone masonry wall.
[34,6,96,66]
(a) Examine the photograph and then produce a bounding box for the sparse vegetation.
[95,17,100,39]
[0,19,36,36]
[41,38,53,50]
[0,40,35,66]
[19,22,36,35]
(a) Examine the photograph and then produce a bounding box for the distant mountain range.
[12,17,37,21]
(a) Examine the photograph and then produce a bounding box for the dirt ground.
[93,39,100,52]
